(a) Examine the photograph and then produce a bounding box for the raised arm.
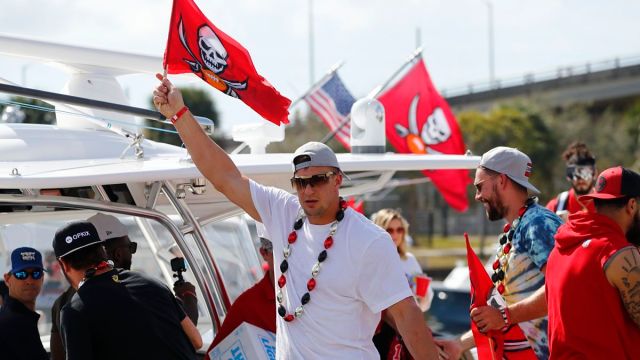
[153,73,260,221]
[605,246,640,328]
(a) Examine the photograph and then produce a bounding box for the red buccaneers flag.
[163,0,291,125]
[465,234,537,360]
[377,59,469,211]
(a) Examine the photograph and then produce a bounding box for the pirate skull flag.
[163,0,291,125]
[378,59,470,212]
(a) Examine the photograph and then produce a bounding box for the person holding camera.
[53,220,202,360]
[50,213,200,360]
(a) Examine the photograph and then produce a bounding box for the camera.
[170,257,187,285]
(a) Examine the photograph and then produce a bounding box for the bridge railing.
[441,54,640,98]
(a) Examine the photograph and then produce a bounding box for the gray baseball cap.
[292,142,340,172]
[479,146,540,194]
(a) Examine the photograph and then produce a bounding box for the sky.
[0,0,639,135]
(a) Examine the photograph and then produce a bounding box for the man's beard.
[626,209,640,246]
[485,186,506,221]
[572,181,593,196]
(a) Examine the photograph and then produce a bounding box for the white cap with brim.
[88,213,128,241]
[480,146,540,194]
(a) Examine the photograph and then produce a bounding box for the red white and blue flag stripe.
[304,73,356,149]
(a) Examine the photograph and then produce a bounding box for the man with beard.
[0,247,48,360]
[545,166,640,359]
[546,142,597,220]
[437,147,562,360]
[54,221,201,360]
[153,75,440,359]
[50,213,199,360]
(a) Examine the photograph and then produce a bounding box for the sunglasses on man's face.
[13,269,43,280]
[566,165,595,181]
[290,172,336,190]
[118,242,137,254]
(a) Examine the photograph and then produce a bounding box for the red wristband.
[179,290,197,298]
[170,106,189,124]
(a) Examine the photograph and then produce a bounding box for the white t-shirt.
[250,181,412,359]
[399,252,422,277]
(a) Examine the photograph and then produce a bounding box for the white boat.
[0,34,480,354]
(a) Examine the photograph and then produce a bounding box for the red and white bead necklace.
[491,197,536,294]
[276,198,347,322]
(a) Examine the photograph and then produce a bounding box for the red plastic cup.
[415,275,431,297]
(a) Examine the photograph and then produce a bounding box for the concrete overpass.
[442,55,640,112]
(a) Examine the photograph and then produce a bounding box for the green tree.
[0,97,55,124]
[458,104,558,198]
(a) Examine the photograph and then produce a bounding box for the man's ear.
[627,197,638,215]
[335,173,343,188]
[3,273,10,283]
[58,258,70,274]
[498,173,509,190]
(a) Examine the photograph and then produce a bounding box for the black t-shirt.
[0,296,48,360]
[61,268,197,360]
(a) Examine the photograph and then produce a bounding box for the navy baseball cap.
[9,247,44,273]
[53,221,104,259]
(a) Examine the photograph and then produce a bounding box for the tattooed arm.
[605,246,640,327]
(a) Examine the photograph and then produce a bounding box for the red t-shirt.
[546,212,640,359]
[205,273,276,356]
[545,188,595,214]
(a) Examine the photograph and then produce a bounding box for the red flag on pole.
[465,234,537,360]
[163,0,291,125]
[377,59,470,211]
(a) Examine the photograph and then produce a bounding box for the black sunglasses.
[126,242,138,254]
[116,242,138,254]
[13,269,44,280]
[290,172,336,190]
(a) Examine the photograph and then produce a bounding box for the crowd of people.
[0,77,638,360]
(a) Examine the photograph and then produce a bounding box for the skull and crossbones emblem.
[178,20,247,98]
[394,95,451,154]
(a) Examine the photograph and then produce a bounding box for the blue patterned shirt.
[499,202,562,360]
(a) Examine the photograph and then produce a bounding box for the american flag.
[304,73,356,149]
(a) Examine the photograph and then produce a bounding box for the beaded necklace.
[276,198,347,322]
[491,197,536,295]
[78,260,114,289]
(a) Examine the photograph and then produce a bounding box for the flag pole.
[289,60,345,109]
[321,48,423,145]
[368,47,423,98]
[231,61,345,154]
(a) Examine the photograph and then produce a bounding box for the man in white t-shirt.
[153,75,440,359]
